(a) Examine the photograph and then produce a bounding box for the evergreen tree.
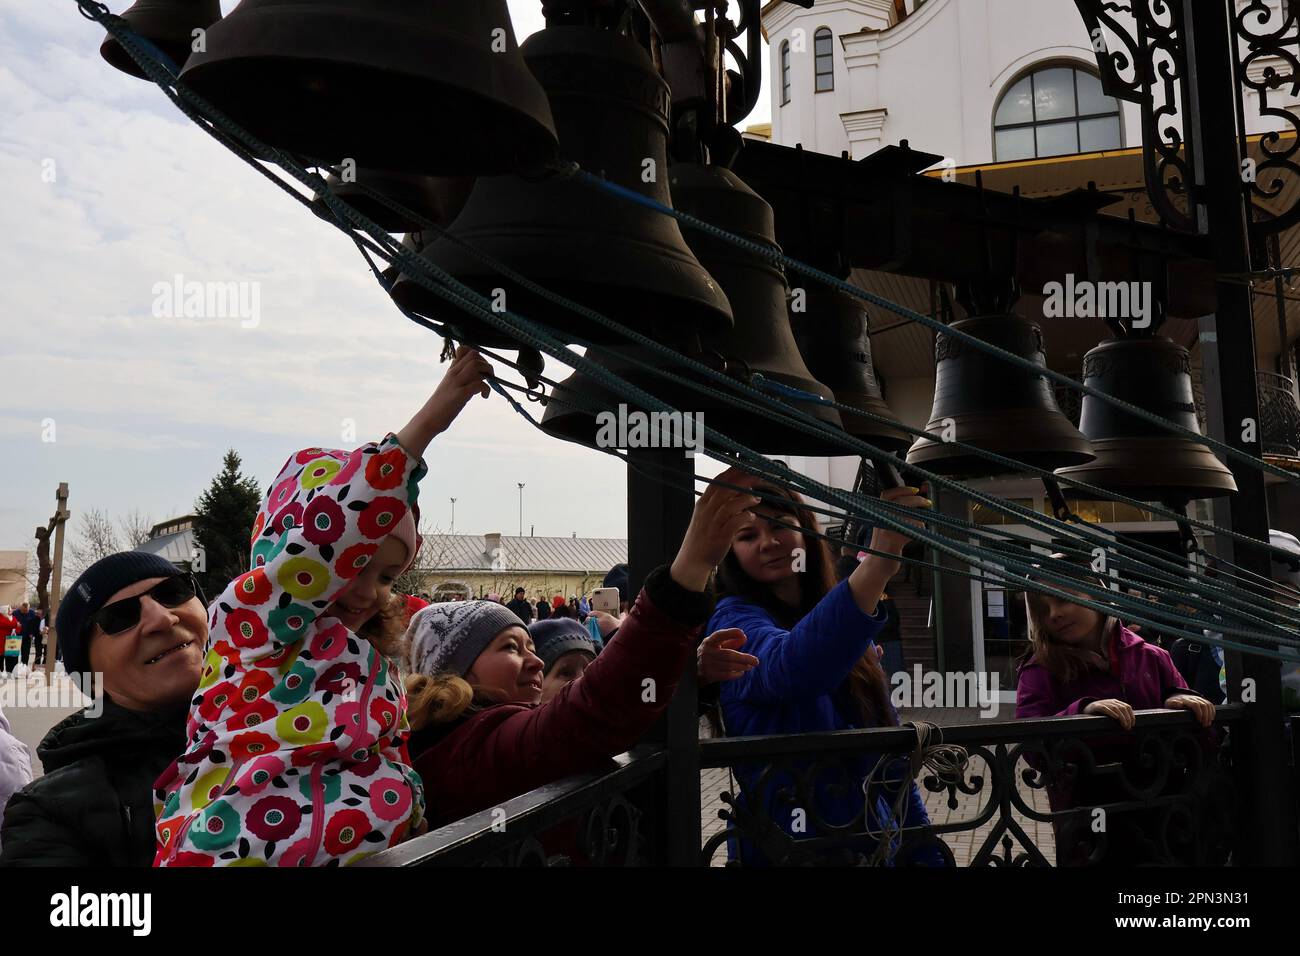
[192,450,263,599]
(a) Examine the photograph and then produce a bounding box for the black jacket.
[0,696,187,867]
[506,598,534,624]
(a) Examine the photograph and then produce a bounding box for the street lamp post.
[518,483,525,537]
[450,497,456,534]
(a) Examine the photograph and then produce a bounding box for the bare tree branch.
[66,508,122,579]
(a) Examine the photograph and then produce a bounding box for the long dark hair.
[716,482,896,728]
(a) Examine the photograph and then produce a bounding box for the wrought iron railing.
[360,746,667,866]
[698,707,1243,867]
[369,709,1248,867]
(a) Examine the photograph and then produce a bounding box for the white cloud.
[0,1,775,555]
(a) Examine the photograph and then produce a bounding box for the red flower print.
[225,698,277,732]
[270,501,304,536]
[290,742,339,767]
[316,661,362,696]
[246,795,302,842]
[233,568,272,606]
[277,837,317,868]
[249,511,266,544]
[308,622,349,661]
[237,670,275,705]
[225,608,268,648]
[365,449,406,491]
[324,809,372,856]
[334,543,377,580]
[302,496,346,546]
[197,681,237,722]
[369,697,398,733]
[369,778,412,822]
[357,497,405,539]
[269,475,299,511]
[229,730,280,761]
[330,448,363,486]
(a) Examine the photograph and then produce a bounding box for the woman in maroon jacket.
[403,470,758,830]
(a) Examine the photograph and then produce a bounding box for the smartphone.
[591,587,620,614]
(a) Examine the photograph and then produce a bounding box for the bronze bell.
[907,315,1094,476]
[100,0,222,79]
[384,231,543,390]
[789,286,911,454]
[541,167,845,455]
[1055,336,1237,500]
[668,163,844,454]
[314,169,473,233]
[178,0,558,175]
[393,25,733,350]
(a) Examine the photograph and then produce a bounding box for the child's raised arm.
[395,346,493,459]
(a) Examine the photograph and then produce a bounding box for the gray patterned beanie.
[406,600,526,678]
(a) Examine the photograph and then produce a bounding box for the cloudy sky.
[0,1,772,560]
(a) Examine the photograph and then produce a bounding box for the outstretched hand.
[396,347,494,458]
[697,628,759,685]
[670,468,761,592]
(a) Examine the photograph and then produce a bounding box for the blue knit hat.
[529,617,598,674]
[56,551,184,677]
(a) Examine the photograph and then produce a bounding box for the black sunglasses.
[88,575,201,637]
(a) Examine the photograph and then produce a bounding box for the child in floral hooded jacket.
[154,348,493,866]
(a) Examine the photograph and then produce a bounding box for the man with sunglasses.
[0,552,205,866]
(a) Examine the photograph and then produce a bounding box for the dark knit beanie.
[56,551,184,677]
[603,563,630,605]
[529,617,598,674]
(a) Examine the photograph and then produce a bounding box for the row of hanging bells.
[101,2,1239,500]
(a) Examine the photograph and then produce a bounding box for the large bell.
[178,0,558,175]
[539,166,844,455]
[907,315,1095,476]
[392,25,733,349]
[100,0,222,79]
[668,164,844,453]
[789,286,911,454]
[1055,336,1237,500]
[314,168,473,233]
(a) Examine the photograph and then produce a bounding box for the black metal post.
[627,447,701,866]
[1183,0,1298,865]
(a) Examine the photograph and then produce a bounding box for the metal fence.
[367,706,1260,867]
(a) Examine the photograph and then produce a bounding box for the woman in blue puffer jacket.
[707,478,946,867]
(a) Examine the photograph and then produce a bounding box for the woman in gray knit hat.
[403,468,760,832]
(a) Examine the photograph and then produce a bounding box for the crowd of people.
[0,348,1227,867]
[0,603,47,674]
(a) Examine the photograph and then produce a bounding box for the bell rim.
[1054,437,1239,499]
[179,7,558,174]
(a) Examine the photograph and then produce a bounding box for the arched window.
[993,66,1121,161]
[780,40,791,105]
[814,28,834,92]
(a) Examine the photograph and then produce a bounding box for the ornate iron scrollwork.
[701,716,1238,867]
[1073,0,1196,230]
[1235,0,1300,236]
